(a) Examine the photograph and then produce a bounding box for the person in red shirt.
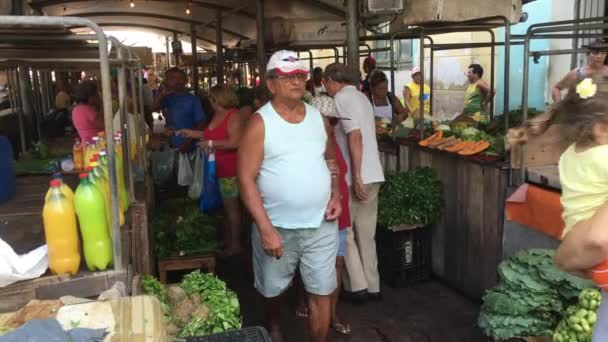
[72,81,104,143]
[294,95,352,335]
[178,85,244,256]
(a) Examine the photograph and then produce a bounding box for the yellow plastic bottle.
[97,131,107,151]
[45,174,74,203]
[43,180,81,275]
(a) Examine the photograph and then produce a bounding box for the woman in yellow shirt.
[402,67,430,119]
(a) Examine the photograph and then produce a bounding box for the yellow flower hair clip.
[577,78,597,99]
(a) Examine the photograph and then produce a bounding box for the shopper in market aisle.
[153,67,206,152]
[454,64,494,125]
[360,56,376,95]
[552,39,608,103]
[323,62,385,303]
[178,85,244,257]
[72,81,104,144]
[402,67,431,120]
[551,75,608,341]
[368,70,408,121]
[306,67,327,97]
[238,50,342,342]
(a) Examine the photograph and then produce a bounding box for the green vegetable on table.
[553,288,601,342]
[378,167,444,228]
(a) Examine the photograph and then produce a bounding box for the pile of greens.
[153,198,220,258]
[141,271,241,337]
[479,249,595,339]
[553,288,601,342]
[378,167,444,228]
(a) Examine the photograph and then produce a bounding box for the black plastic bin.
[185,327,271,342]
[377,225,432,287]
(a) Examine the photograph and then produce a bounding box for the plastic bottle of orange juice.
[45,174,74,203]
[97,131,107,151]
[43,179,81,275]
[84,139,97,168]
[72,138,84,171]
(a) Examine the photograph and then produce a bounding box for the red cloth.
[505,184,566,240]
[203,109,238,179]
[335,138,351,230]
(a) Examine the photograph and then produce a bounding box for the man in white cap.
[238,50,342,342]
[402,66,431,120]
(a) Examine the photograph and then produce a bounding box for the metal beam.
[346,0,359,71]
[191,24,200,94]
[69,22,223,48]
[29,0,257,19]
[65,11,250,40]
[306,0,346,18]
[256,0,265,80]
[216,10,224,85]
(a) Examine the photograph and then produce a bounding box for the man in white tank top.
[238,50,342,342]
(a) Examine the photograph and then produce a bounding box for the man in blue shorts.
[238,50,342,342]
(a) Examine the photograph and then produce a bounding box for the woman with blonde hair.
[179,85,244,256]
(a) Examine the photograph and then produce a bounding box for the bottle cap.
[85,166,94,171]
[49,179,61,187]
[79,173,88,179]
[92,136,100,142]
[99,151,107,156]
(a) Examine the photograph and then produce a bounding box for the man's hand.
[177,128,203,139]
[353,177,367,201]
[259,227,284,258]
[162,127,174,137]
[326,194,342,221]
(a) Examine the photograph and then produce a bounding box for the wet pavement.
[215,255,489,342]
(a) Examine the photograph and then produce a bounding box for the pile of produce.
[418,123,504,157]
[142,271,241,337]
[553,288,601,342]
[478,249,596,340]
[153,198,220,258]
[378,167,444,227]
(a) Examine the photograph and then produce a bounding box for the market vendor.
[453,64,494,125]
[551,39,608,103]
[360,56,376,95]
[368,70,408,121]
[153,67,206,152]
[402,67,431,119]
[72,81,104,143]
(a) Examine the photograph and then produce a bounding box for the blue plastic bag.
[200,152,223,212]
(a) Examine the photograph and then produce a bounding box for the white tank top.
[256,101,331,229]
[372,96,393,119]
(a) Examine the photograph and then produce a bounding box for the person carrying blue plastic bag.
[177,85,245,256]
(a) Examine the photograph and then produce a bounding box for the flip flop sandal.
[333,322,352,335]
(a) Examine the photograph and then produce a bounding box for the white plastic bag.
[177,152,194,186]
[0,238,48,288]
[188,151,205,199]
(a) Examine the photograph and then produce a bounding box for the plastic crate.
[185,327,271,342]
[377,225,432,287]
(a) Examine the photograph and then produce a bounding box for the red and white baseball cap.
[411,67,421,75]
[267,50,309,76]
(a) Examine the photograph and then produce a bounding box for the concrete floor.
[215,256,489,342]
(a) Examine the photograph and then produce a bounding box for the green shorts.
[219,177,239,199]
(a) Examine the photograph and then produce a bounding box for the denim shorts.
[337,229,348,257]
[593,291,608,341]
[252,220,338,298]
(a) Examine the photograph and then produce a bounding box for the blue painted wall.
[495,0,552,114]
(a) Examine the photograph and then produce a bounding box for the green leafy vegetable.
[378,167,444,227]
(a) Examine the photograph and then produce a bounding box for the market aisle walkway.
[216,256,488,342]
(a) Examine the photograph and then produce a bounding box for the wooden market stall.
[0,16,154,312]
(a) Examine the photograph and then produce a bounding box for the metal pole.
[428,37,434,117]
[165,36,171,69]
[32,69,43,140]
[127,66,138,200]
[346,0,359,69]
[8,68,27,154]
[41,71,51,115]
[520,31,531,184]
[333,47,339,63]
[419,28,425,139]
[173,32,180,66]
[256,0,266,81]
[216,10,224,85]
[116,46,134,207]
[389,34,396,95]
[191,24,200,95]
[307,50,314,71]
[489,29,495,119]
[572,0,581,68]
[136,62,148,174]
[503,18,511,131]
